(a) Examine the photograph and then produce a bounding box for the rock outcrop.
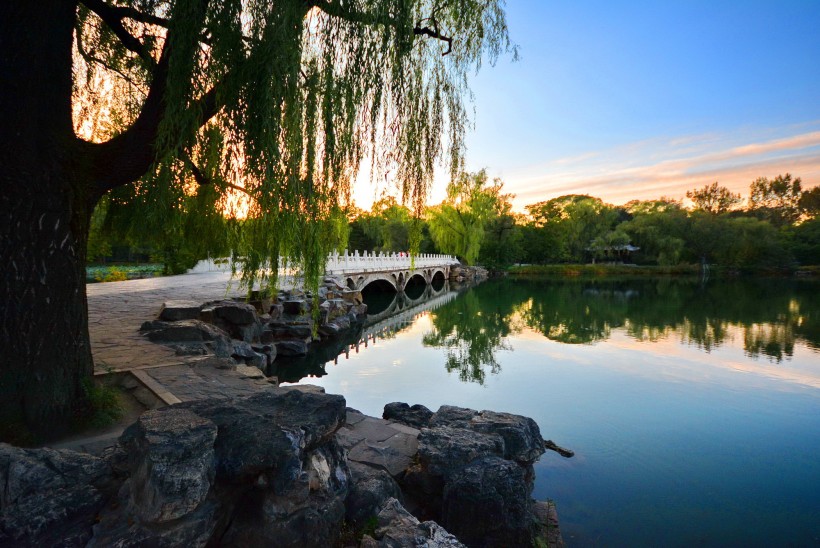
[399,404,551,547]
[143,281,368,377]
[1,392,565,547]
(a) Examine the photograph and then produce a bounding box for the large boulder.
[441,456,534,548]
[275,339,309,357]
[120,408,217,523]
[417,427,504,479]
[397,404,549,547]
[140,319,230,344]
[92,386,349,547]
[383,402,434,429]
[0,444,114,547]
[159,300,202,321]
[364,498,465,548]
[201,300,262,342]
[180,387,347,486]
[429,406,545,464]
[345,462,403,527]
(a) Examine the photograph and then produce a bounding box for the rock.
[428,405,478,428]
[231,341,266,369]
[89,495,221,548]
[180,387,346,485]
[417,427,504,478]
[119,408,217,523]
[208,389,350,546]
[201,300,262,342]
[341,289,363,305]
[268,323,312,340]
[0,444,114,547]
[544,439,575,458]
[330,315,351,331]
[159,300,202,321]
[383,402,433,429]
[469,411,545,464]
[371,498,466,548]
[282,299,308,315]
[533,500,566,548]
[140,319,231,344]
[429,406,545,464]
[345,462,403,526]
[204,299,258,325]
[441,456,534,548]
[268,303,284,320]
[275,339,309,357]
[233,365,266,379]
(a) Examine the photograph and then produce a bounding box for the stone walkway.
[88,270,245,376]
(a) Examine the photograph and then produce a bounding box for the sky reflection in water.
[288,278,820,547]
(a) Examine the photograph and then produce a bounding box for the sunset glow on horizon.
[355,1,820,212]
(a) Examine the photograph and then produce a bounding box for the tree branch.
[75,23,148,96]
[307,0,452,54]
[414,17,452,55]
[80,0,156,64]
[183,153,254,198]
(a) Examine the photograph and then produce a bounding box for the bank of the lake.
[509,263,820,279]
[283,277,820,547]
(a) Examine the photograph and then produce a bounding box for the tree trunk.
[0,0,93,440]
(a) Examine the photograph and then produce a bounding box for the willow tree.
[427,169,507,264]
[0,0,514,437]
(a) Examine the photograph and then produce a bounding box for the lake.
[281,277,820,547]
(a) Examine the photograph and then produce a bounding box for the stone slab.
[348,441,413,477]
[354,417,403,442]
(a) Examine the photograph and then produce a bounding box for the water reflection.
[274,282,457,382]
[417,279,820,383]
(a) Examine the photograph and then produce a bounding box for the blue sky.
[357,0,820,210]
[461,0,820,209]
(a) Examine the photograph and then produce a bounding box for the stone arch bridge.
[324,251,459,292]
[191,251,460,292]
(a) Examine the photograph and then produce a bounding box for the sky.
[353,0,820,211]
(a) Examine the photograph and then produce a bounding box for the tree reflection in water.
[422,284,525,384]
[420,278,820,382]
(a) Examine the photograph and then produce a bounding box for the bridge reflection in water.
[272,280,458,383]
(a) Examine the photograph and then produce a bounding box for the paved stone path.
[87,270,245,375]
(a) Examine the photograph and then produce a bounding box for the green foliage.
[75,1,516,294]
[422,285,520,383]
[427,170,512,264]
[784,219,820,265]
[95,267,128,282]
[78,378,124,429]
[86,264,164,282]
[799,186,820,219]
[686,181,742,214]
[86,198,112,262]
[748,173,803,226]
[524,195,622,263]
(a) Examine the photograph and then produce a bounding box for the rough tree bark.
[0,0,94,439]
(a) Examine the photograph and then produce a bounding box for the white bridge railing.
[324,250,458,275]
[190,251,459,275]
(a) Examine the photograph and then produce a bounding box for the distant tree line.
[90,171,820,271]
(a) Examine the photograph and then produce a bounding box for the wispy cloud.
[503,123,820,209]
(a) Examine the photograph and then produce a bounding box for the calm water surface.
[283,278,820,547]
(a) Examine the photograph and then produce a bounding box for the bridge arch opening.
[361,279,398,315]
[404,274,427,299]
[346,278,356,290]
[431,270,446,290]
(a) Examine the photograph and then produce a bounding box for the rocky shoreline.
[0,386,565,547]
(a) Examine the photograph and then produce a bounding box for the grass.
[77,377,125,430]
[509,264,701,279]
[86,263,163,282]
